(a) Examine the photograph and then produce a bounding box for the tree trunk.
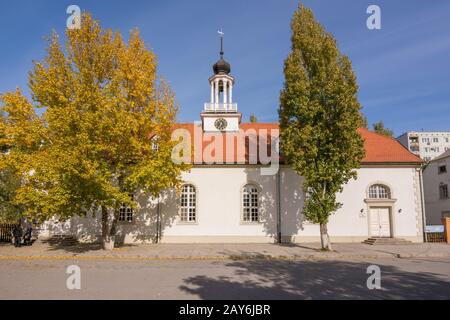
[320,222,332,251]
[101,206,116,251]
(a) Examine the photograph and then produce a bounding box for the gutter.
[276,169,282,244]
[361,162,423,167]
[418,166,428,243]
[156,195,161,244]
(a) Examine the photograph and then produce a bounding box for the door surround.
[364,199,397,238]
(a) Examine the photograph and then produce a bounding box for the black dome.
[213,58,231,75]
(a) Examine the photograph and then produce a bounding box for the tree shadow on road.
[179,258,450,300]
[41,239,143,254]
[41,239,104,254]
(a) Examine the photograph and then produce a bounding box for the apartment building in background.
[397,132,450,161]
[423,150,450,225]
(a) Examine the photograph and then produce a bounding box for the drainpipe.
[156,195,161,244]
[418,166,428,243]
[276,169,282,244]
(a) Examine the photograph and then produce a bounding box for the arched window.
[368,184,391,199]
[180,184,196,222]
[243,185,259,222]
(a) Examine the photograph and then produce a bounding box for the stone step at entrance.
[363,237,413,245]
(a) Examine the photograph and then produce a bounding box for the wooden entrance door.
[369,207,392,238]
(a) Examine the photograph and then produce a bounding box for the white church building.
[41,46,426,244]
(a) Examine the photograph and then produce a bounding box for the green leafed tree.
[0,13,189,249]
[373,121,394,137]
[249,114,258,123]
[279,5,366,250]
[360,114,369,129]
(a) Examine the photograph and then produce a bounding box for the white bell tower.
[201,31,242,132]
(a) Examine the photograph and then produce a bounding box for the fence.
[426,232,446,243]
[0,224,15,243]
[425,225,447,243]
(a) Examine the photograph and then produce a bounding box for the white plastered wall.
[41,165,423,244]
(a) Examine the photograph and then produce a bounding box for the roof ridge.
[169,124,422,164]
[431,149,450,162]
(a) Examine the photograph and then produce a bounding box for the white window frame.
[151,136,160,151]
[242,184,260,223]
[119,193,134,223]
[179,184,197,223]
[368,184,391,200]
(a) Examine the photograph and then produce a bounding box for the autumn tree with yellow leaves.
[0,13,189,249]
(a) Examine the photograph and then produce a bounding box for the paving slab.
[1,241,449,261]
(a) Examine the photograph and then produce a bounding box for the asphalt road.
[0,257,449,299]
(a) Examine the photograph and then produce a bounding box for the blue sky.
[0,0,449,136]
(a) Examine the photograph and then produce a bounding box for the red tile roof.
[357,128,422,164]
[172,123,422,165]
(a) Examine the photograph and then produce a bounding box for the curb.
[0,253,396,262]
[1,251,449,261]
[397,253,450,259]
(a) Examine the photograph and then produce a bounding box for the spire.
[218,29,224,58]
[204,32,238,116]
[213,29,231,75]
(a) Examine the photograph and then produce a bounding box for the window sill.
[117,221,135,225]
[240,221,262,226]
[364,198,397,204]
[176,221,198,226]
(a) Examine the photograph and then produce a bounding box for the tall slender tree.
[279,5,365,250]
[373,121,394,137]
[360,114,369,129]
[0,13,189,249]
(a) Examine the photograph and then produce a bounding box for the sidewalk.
[1,241,449,261]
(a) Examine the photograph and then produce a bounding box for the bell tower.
[201,31,242,132]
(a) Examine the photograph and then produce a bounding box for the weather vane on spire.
[218,29,224,58]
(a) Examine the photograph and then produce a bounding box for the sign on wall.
[425,225,445,233]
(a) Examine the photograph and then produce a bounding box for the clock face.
[214,118,228,131]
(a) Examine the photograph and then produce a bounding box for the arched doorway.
[367,184,393,238]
